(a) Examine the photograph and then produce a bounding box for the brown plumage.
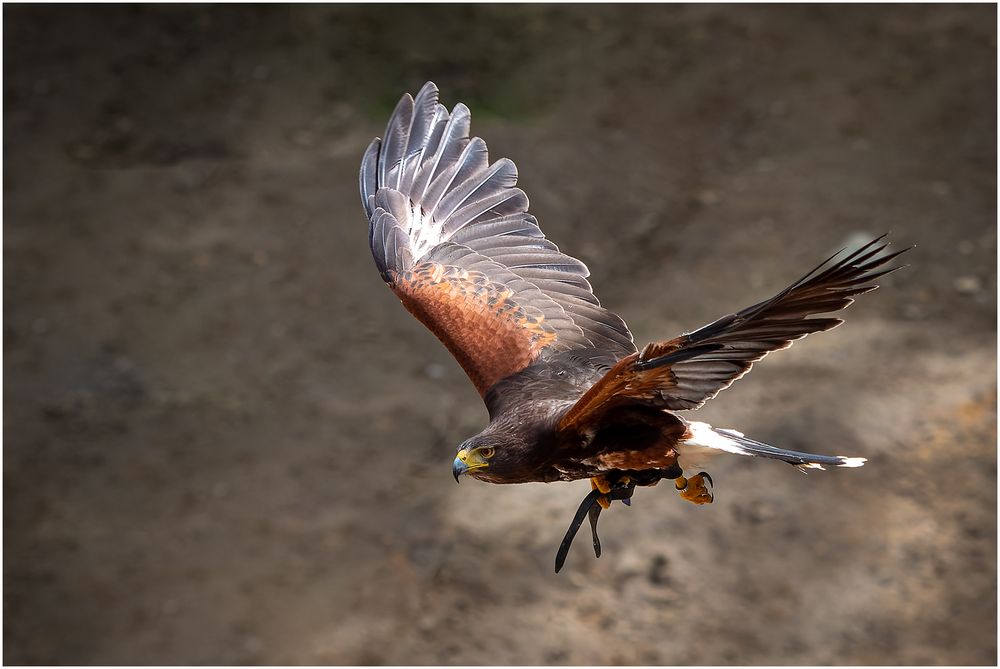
[360,82,908,571]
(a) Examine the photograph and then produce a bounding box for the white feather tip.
[837,457,867,468]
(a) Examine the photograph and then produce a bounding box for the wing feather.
[360,138,381,217]
[392,243,587,395]
[442,188,530,239]
[559,237,909,430]
[379,94,413,189]
[422,138,490,220]
[395,84,440,194]
[435,158,519,226]
[450,213,546,244]
[411,103,471,206]
[360,82,634,396]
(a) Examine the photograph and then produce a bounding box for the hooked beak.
[452,448,487,482]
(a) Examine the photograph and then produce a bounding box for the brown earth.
[4,5,997,665]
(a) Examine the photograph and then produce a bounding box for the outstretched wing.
[361,82,634,396]
[560,236,908,430]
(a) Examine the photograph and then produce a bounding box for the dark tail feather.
[714,428,866,471]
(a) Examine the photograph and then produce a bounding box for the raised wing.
[361,82,634,396]
[560,236,908,431]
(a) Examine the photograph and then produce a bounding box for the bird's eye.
[480,447,495,459]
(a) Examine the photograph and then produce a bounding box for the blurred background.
[3,4,996,665]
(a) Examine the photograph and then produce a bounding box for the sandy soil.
[4,5,996,665]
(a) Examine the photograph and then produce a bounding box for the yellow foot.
[590,476,611,509]
[590,475,631,509]
[675,472,714,505]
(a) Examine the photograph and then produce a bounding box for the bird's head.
[452,434,517,483]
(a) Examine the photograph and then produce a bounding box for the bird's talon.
[677,472,714,505]
[590,475,612,494]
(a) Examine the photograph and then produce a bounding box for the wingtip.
[393,91,415,110]
[414,81,440,108]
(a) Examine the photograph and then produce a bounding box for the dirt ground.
[4,5,996,665]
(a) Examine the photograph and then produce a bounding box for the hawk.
[359,82,907,572]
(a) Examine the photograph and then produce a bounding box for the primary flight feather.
[359,82,907,572]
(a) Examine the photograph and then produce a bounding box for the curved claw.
[677,471,714,505]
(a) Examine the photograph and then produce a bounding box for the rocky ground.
[4,5,996,665]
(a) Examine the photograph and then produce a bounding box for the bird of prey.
[359,82,907,572]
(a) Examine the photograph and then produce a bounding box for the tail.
[682,421,866,472]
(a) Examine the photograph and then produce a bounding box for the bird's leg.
[674,471,714,505]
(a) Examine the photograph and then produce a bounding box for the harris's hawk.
[360,82,908,572]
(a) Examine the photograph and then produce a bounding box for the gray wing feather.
[451,214,545,243]
[443,189,529,239]
[360,138,380,217]
[369,208,414,282]
[410,104,471,205]
[434,158,518,225]
[360,81,635,355]
[421,138,490,219]
[395,83,440,193]
[379,94,413,189]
